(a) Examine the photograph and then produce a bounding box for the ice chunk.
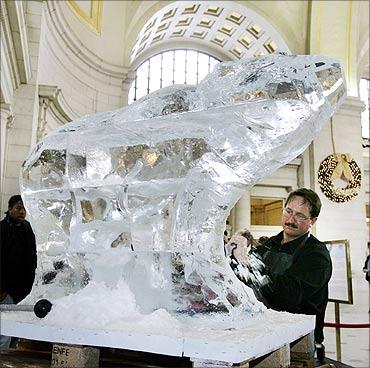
[21,54,346,318]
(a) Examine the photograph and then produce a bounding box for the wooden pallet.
[0,333,315,368]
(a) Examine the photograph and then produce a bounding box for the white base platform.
[1,310,314,363]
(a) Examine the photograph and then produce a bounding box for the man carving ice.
[228,188,332,361]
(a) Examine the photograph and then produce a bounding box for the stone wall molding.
[45,1,129,81]
[0,103,14,198]
[37,84,73,141]
[339,95,366,112]
[5,0,31,83]
[0,1,21,100]
[0,103,14,129]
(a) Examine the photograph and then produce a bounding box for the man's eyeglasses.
[283,207,311,222]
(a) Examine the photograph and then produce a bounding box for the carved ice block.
[19,54,345,324]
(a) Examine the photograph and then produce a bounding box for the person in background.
[363,248,370,283]
[228,188,332,363]
[0,195,37,348]
[363,246,370,313]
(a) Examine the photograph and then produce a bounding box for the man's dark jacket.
[1,215,37,303]
[253,231,332,343]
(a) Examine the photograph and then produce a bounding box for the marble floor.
[323,288,370,368]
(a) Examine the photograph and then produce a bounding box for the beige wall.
[314,97,368,285]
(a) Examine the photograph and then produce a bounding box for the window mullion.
[184,49,187,84]
[160,53,163,89]
[128,50,221,104]
[172,50,175,85]
[147,58,151,94]
[134,76,137,102]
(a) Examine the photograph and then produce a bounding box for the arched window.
[359,78,369,147]
[128,49,220,104]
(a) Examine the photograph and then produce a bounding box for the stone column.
[0,104,14,213]
[1,1,43,212]
[233,192,251,232]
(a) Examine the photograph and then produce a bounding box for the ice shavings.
[42,280,181,334]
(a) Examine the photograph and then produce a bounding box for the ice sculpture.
[21,54,346,319]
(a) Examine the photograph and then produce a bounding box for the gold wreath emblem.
[318,154,361,202]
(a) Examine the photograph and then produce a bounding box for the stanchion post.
[334,302,341,361]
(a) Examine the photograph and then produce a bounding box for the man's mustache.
[284,222,298,229]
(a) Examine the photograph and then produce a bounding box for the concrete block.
[253,344,290,368]
[26,13,42,28]
[290,332,315,360]
[27,26,41,43]
[7,128,32,146]
[51,343,99,368]
[5,160,26,177]
[28,41,41,57]
[3,176,21,196]
[30,55,39,71]
[6,144,30,161]
[25,1,42,16]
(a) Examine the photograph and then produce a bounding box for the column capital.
[336,95,366,119]
[121,69,137,105]
[0,103,15,129]
[340,96,366,112]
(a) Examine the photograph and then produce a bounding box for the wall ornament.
[318,153,361,202]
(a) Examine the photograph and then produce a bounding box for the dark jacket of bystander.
[1,215,37,303]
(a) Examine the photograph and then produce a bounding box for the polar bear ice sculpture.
[21,54,346,315]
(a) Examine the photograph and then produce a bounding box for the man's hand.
[225,229,254,265]
[0,291,7,302]
[226,229,270,289]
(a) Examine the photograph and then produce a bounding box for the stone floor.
[323,286,370,368]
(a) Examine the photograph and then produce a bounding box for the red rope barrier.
[324,322,370,328]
